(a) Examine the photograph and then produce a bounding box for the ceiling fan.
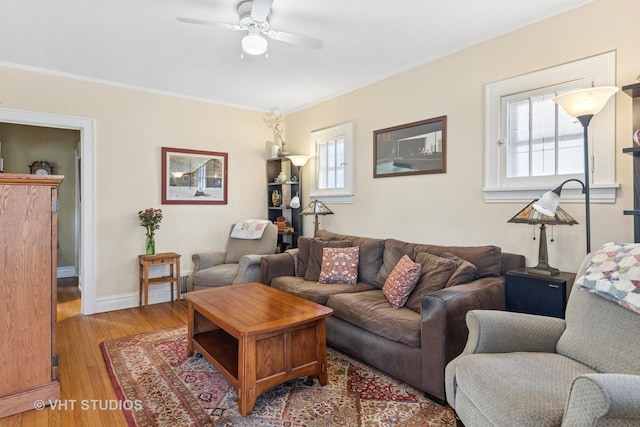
[177,0,323,58]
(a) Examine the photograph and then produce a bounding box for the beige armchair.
[445,251,640,427]
[187,223,278,291]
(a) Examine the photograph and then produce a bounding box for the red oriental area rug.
[100,326,455,426]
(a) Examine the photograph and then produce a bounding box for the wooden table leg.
[317,318,328,385]
[138,261,143,306]
[238,335,257,417]
[176,256,181,301]
[169,263,175,302]
[187,303,194,356]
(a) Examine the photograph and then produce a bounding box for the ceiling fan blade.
[176,16,241,31]
[267,30,323,50]
[250,0,273,22]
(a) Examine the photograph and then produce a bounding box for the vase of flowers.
[138,208,163,255]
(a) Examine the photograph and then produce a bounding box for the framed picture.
[373,116,447,178]
[161,147,228,205]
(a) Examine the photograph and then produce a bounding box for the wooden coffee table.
[184,282,333,416]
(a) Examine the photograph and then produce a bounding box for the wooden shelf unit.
[622,82,640,242]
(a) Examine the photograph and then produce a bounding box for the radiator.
[180,274,189,294]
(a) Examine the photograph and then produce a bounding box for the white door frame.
[0,107,96,315]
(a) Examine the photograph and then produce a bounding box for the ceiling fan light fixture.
[241,30,268,55]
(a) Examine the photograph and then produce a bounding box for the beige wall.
[0,0,636,306]
[0,124,78,268]
[0,67,273,300]
[286,0,639,273]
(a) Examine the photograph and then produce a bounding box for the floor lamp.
[550,86,618,253]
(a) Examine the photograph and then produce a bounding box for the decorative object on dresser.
[552,86,618,252]
[0,173,63,417]
[29,160,54,175]
[301,199,334,237]
[508,187,578,276]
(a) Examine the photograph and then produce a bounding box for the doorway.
[0,107,96,315]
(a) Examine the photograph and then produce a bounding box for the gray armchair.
[445,252,640,427]
[187,223,278,291]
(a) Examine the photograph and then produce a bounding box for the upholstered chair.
[187,223,278,291]
[445,249,640,427]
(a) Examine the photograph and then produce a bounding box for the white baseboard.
[57,266,77,279]
[93,283,184,314]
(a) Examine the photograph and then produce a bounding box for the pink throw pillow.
[318,247,360,285]
[382,255,421,308]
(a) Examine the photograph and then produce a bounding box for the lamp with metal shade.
[301,200,333,237]
[552,86,618,253]
[509,199,578,276]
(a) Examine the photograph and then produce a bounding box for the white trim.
[57,266,78,279]
[483,183,619,204]
[309,122,355,203]
[94,284,181,314]
[484,51,618,202]
[0,108,97,315]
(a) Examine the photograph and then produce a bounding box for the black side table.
[505,268,576,319]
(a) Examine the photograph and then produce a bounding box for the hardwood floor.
[0,286,188,427]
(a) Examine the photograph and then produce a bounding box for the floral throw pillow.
[382,255,422,309]
[318,247,360,285]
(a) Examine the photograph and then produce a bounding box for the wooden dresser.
[0,173,63,417]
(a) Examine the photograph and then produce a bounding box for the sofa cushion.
[270,276,377,305]
[318,247,360,285]
[382,255,421,308]
[405,252,458,312]
[303,239,353,281]
[373,238,501,287]
[441,252,478,287]
[326,290,421,347]
[454,352,596,427]
[315,230,385,284]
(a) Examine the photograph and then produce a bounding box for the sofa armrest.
[260,252,296,285]
[232,254,264,284]
[192,251,226,272]
[463,309,566,355]
[563,374,640,426]
[419,277,506,402]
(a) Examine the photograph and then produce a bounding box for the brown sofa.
[260,230,525,404]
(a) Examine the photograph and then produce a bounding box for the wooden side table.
[138,252,181,307]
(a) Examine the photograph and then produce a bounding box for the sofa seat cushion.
[326,290,421,347]
[270,276,377,305]
[454,352,597,427]
[192,264,238,287]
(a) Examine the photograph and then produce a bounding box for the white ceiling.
[0,0,592,113]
